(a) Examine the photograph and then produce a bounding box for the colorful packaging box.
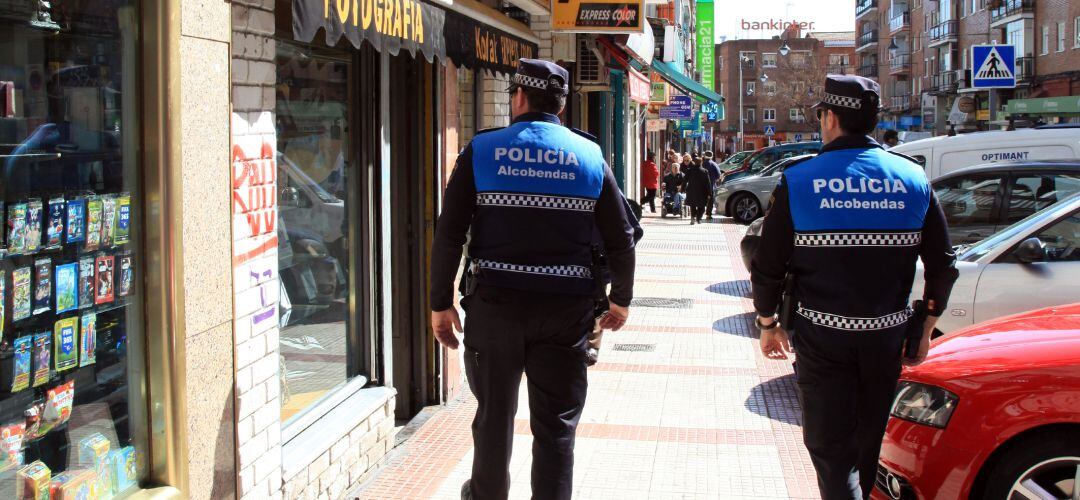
[31,332,50,388]
[65,198,86,244]
[24,198,42,254]
[49,469,95,500]
[111,446,137,493]
[11,335,32,392]
[79,312,97,367]
[16,460,50,500]
[0,420,26,471]
[55,262,78,314]
[45,197,64,249]
[6,202,28,255]
[32,257,51,315]
[54,317,78,372]
[100,195,117,248]
[85,197,102,251]
[115,194,131,245]
[79,433,111,496]
[94,255,115,305]
[78,256,95,310]
[0,273,6,336]
[12,267,32,321]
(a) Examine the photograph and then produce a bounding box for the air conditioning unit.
[576,37,610,90]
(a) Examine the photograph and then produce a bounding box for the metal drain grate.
[611,343,657,352]
[631,297,694,309]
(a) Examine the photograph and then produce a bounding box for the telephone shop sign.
[659,95,693,119]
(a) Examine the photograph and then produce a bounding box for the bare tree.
[764,49,826,130]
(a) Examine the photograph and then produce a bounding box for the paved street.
[353,213,820,499]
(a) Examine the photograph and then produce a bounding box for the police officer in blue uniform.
[750,75,958,499]
[429,59,637,500]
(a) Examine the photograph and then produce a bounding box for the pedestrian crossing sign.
[764,125,776,136]
[971,45,1016,89]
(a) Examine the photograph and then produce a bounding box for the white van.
[890,127,1080,180]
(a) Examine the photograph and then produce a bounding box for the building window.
[790,108,806,123]
[0,0,146,490]
[790,51,810,68]
[794,81,806,94]
[1042,25,1050,55]
[745,81,756,96]
[276,42,371,426]
[762,53,778,68]
[1058,22,1066,52]
[717,56,723,69]
[1075,17,1080,48]
[763,108,777,121]
[763,81,777,95]
[740,51,756,69]
[745,108,756,124]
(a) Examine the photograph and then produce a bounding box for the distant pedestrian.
[662,162,686,214]
[882,129,900,149]
[702,151,722,220]
[641,150,660,213]
[683,154,711,224]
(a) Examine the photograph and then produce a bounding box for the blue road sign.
[764,125,776,136]
[972,45,1016,89]
[659,96,693,119]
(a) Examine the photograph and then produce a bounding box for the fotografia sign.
[552,0,644,33]
[292,0,446,61]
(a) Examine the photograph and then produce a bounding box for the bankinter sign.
[552,0,645,33]
[292,0,446,61]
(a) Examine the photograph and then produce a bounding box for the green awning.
[650,60,724,104]
[1006,96,1080,115]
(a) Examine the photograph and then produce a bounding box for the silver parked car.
[715,154,815,224]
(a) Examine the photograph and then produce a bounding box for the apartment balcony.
[1016,56,1035,85]
[889,11,910,33]
[990,0,1034,28]
[858,64,879,78]
[928,20,958,48]
[857,30,880,52]
[930,70,959,94]
[889,53,911,75]
[827,64,855,75]
[856,0,878,20]
[888,94,914,112]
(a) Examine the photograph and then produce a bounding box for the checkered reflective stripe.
[797,305,913,331]
[795,231,922,247]
[476,192,596,212]
[513,74,549,91]
[473,259,592,279]
[822,92,863,109]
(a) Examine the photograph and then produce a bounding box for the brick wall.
[481,72,511,128]
[281,398,397,499]
[1035,0,1080,93]
[231,1,283,498]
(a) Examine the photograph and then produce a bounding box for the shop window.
[276,42,369,426]
[0,1,145,494]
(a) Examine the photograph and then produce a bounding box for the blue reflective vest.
[782,144,932,323]
[467,119,607,296]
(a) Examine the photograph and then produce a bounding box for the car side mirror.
[1014,237,1047,264]
[280,187,305,208]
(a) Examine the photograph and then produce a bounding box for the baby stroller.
[661,191,684,218]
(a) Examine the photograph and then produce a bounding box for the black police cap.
[508,58,570,97]
[813,74,881,113]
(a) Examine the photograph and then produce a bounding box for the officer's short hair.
[522,88,566,115]
[828,97,880,136]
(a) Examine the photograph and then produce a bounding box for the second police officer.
[429,59,638,500]
[750,75,959,499]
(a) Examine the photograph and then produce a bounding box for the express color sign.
[551,0,645,33]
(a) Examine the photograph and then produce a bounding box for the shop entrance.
[388,54,440,419]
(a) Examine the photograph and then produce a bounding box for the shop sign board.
[971,45,1016,89]
[292,0,447,62]
[628,67,650,104]
[675,112,700,131]
[551,0,645,33]
[659,95,692,119]
[443,9,539,75]
[646,119,666,132]
[649,82,669,104]
[695,0,715,93]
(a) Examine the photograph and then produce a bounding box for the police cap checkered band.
[821,92,862,110]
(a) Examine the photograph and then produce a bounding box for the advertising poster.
[54,317,78,372]
[696,0,715,93]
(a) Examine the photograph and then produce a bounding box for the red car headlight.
[890,381,959,429]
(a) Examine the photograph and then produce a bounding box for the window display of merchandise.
[0,1,144,497]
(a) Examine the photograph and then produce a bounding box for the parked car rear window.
[1006,173,1080,223]
[934,174,1003,226]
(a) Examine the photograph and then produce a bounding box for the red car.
[873,304,1080,500]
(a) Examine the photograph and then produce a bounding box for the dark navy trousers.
[792,315,905,500]
[462,285,593,500]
